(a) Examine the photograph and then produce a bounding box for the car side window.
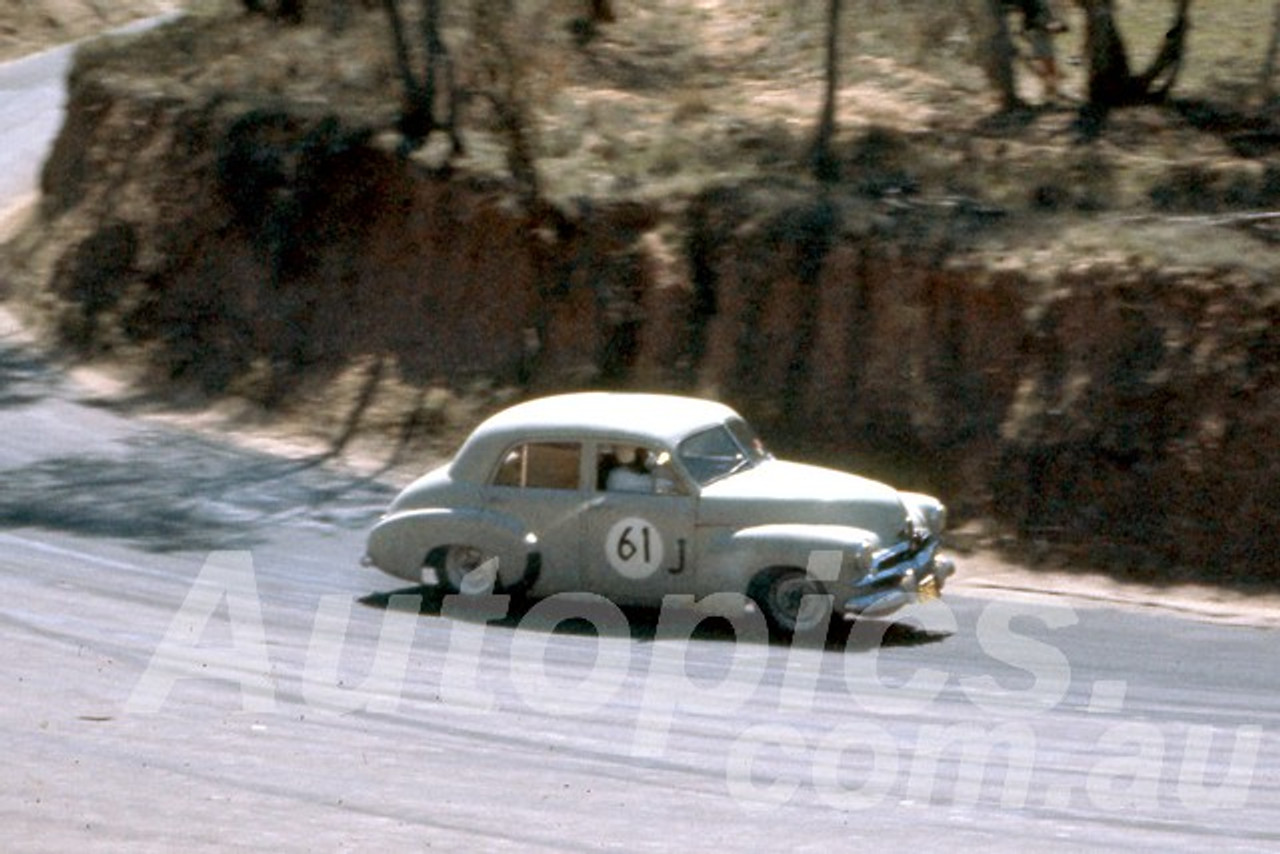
[492,442,581,490]
[597,445,685,495]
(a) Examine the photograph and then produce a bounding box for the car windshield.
[677,417,771,486]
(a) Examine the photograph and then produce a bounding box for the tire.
[431,545,500,595]
[751,569,832,637]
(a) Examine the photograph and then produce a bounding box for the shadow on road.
[0,337,60,408]
[0,429,396,551]
[360,585,952,651]
[0,332,401,551]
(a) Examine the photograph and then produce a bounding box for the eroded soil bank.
[4,10,1279,587]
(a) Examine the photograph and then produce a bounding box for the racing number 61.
[606,516,665,579]
[616,525,652,563]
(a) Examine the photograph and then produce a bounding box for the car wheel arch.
[698,523,880,595]
[368,507,532,586]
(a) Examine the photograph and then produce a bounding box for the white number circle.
[605,517,664,579]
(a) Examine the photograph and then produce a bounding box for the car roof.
[451,392,740,481]
[476,392,738,443]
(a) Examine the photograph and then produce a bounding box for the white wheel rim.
[444,546,496,594]
[794,592,829,632]
[772,575,829,632]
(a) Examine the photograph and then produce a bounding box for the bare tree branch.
[472,0,540,202]
[1134,0,1192,98]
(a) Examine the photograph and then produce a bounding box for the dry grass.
[61,2,1277,202]
[5,0,1273,282]
[6,0,1270,294]
[0,1,161,60]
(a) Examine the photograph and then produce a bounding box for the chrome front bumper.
[842,540,955,618]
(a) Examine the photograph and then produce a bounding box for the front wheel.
[751,569,833,637]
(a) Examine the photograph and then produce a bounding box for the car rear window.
[492,442,581,490]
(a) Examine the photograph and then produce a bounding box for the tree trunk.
[382,0,422,106]
[1080,0,1135,106]
[278,0,304,22]
[810,0,842,182]
[588,0,615,23]
[982,0,1020,111]
[1077,0,1194,136]
[474,0,540,202]
[1263,0,1280,99]
[242,0,304,21]
[381,0,463,156]
[419,0,462,154]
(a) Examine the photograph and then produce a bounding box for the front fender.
[698,523,879,595]
[365,506,530,586]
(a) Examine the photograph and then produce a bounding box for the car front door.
[582,442,697,605]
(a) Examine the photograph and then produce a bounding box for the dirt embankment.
[0,0,175,62]
[4,9,1280,588]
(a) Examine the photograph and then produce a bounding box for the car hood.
[697,459,908,543]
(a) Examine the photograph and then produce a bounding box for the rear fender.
[366,507,530,586]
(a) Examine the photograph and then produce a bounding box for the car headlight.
[923,501,946,537]
[902,493,946,538]
[850,540,874,575]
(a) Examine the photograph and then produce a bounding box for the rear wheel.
[751,569,832,637]
[432,545,500,595]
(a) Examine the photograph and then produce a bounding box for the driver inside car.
[606,446,655,493]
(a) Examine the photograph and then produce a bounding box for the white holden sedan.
[363,392,954,636]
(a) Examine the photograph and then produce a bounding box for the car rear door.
[486,439,588,593]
